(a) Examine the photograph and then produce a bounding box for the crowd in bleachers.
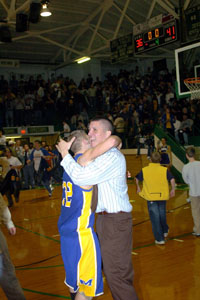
[1,67,200,147]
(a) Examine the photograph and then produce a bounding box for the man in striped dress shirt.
[57,117,138,300]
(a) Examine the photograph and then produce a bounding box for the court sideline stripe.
[15,225,60,243]
[15,254,61,268]
[16,264,64,270]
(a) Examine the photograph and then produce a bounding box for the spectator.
[0,129,6,151]
[135,151,175,245]
[162,107,175,137]
[63,120,71,138]
[2,148,23,207]
[178,114,194,145]
[22,144,35,190]
[157,137,172,168]
[182,147,200,237]
[0,193,26,299]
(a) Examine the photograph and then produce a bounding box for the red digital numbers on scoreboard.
[166,27,171,36]
[136,38,143,48]
[166,25,176,37]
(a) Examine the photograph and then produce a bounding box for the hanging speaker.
[0,27,12,43]
[16,13,29,32]
[29,2,41,23]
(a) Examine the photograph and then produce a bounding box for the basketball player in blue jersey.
[57,130,121,300]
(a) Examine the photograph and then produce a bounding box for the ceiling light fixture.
[75,56,91,64]
[40,0,52,17]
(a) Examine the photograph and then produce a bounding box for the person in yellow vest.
[135,151,175,245]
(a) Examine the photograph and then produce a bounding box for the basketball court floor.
[1,155,200,300]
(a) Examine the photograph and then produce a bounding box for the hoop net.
[184,77,200,100]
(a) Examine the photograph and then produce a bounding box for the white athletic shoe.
[155,240,165,245]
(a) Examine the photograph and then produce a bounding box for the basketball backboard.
[175,41,200,97]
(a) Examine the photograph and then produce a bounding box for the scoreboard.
[185,5,200,41]
[110,33,134,63]
[110,15,179,61]
[133,15,178,54]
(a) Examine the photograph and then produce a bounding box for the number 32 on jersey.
[62,181,73,207]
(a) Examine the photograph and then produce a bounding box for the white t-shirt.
[33,149,43,171]
[0,135,6,146]
[182,161,200,196]
[7,156,22,168]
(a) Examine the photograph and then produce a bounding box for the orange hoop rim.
[184,77,200,84]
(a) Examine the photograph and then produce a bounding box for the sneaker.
[192,232,200,237]
[155,240,165,245]
[49,192,52,197]
[164,230,169,238]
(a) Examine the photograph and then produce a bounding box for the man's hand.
[56,137,76,158]
[136,186,141,193]
[170,189,175,198]
[9,227,16,235]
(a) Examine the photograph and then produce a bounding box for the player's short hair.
[151,151,161,163]
[186,147,195,158]
[90,117,114,133]
[67,130,88,154]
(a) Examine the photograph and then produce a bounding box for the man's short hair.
[151,151,161,163]
[67,130,88,154]
[90,117,114,133]
[186,147,195,158]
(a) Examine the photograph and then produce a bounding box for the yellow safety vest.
[139,163,169,201]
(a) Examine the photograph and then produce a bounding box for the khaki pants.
[190,196,200,234]
[96,212,138,300]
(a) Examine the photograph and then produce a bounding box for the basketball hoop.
[184,77,200,100]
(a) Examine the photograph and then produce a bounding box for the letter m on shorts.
[80,279,93,287]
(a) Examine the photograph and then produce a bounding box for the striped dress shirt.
[61,148,132,213]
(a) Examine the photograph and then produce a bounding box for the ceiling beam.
[0,0,8,12]
[30,23,81,35]
[113,1,136,25]
[147,0,156,19]
[163,0,174,9]
[50,7,89,16]
[88,8,104,51]
[90,24,115,34]
[184,0,191,10]
[156,0,179,19]
[113,0,130,39]
[37,35,84,56]
[89,25,108,42]
[91,44,109,55]
[12,24,80,42]
[8,0,32,20]
[88,6,108,51]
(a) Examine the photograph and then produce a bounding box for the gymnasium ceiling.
[0,0,199,67]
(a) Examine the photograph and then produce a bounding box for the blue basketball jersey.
[58,153,103,297]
